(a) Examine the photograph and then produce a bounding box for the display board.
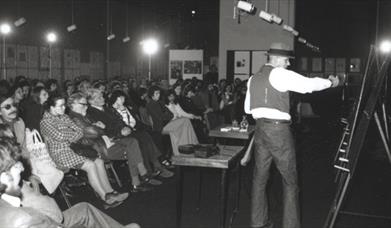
[169,50,203,84]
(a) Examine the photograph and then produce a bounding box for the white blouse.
[166,103,194,120]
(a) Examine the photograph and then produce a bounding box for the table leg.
[176,166,184,228]
[220,169,229,228]
[196,169,203,211]
[230,162,241,227]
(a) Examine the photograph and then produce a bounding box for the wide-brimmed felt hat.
[266,42,295,58]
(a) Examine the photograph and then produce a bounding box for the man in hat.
[245,42,340,228]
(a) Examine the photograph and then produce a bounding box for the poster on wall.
[336,58,346,73]
[324,58,335,73]
[312,57,322,72]
[184,61,202,74]
[169,50,203,84]
[234,51,250,75]
[170,61,183,79]
[298,57,308,72]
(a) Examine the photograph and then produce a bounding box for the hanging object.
[14,0,26,27]
[14,17,26,27]
[122,0,130,43]
[67,0,77,32]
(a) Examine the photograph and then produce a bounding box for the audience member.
[86,88,153,192]
[40,94,128,208]
[0,137,140,228]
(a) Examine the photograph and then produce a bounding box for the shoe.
[109,191,129,202]
[148,178,162,186]
[140,175,151,184]
[158,168,174,178]
[102,200,123,210]
[131,184,153,193]
[151,170,162,178]
[103,193,123,209]
[161,159,174,169]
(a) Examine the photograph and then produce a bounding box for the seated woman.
[19,86,48,133]
[40,94,128,208]
[108,90,173,178]
[146,86,198,156]
[85,89,153,192]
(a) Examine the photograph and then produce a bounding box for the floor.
[56,118,391,228]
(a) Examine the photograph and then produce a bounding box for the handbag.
[70,142,99,159]
[25,128,64,194]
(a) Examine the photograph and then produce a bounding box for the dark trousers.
[131,130,162,173]
[251,119,300,228]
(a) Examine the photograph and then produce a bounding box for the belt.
[257,118,291,124]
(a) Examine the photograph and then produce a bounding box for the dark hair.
[165,90,177,104]
[183,84,195,97]
[46,79,58,90]
[46,94,65,109]
[30,86,47,104]
[148,86,161,98]
[93,81,106,89]
[108,90,127,107]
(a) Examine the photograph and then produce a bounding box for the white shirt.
[1,193,21,207]
[244,65,332,120]
[116,107,136,128]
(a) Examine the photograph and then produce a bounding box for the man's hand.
[93,121,106,129]
[121,126,132,136]
[328,75,340,88]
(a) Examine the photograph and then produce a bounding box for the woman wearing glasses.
[40,94,128,208]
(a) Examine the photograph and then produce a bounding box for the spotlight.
[0,23,11,35]
[291,29,299,36]
[46,32,57,43]
[379,40,391,54]
[141,38,158,55]
[237,1,255,13]
[283,24,293,32]
[14,17,26,27]
[259,11,273,22]
[107,33,115,40]
[271,14,283,25]
[298,37,307,44]
[67,24,77,32]
[122,36,130,43]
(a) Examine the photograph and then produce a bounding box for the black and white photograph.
[0,0,389,228]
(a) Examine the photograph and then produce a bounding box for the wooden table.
[173,145,244,228]
[208,124,255,140]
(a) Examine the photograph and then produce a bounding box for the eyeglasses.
[1,103,16,110]
[78,103,88,106]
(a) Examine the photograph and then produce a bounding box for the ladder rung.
[339,157,349,162]
[334,165,350,172]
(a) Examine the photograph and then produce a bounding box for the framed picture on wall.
[234,51,250,75]
[298,57,308,71]
[336,58,346,73]
[170,60,183,79]
[312,57,322,72]
[184,60,202,74]
[324,58,335,73]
